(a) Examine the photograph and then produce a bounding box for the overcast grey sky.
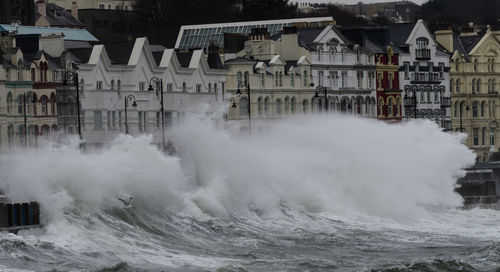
[298,0,427,5]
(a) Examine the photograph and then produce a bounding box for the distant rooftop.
[0,24,98,41]
[175,17,334,50]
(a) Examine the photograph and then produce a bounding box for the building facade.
[375,46,402,121]
[72,38,226,149]
[437,26,500,162]
[46,0,135,10]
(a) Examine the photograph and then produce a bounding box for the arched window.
[17,95,23,115]
[244,71,249,84]
[257,97,263,115]
[387,98,394,116]
[276,99,282,115]
[396,97,401,116]
[481,101,486,117]
[291,97,296,113]
[208,83,212,93]
[116,79,120,90]
[264,97,269,115]
[284,97,290,114]
[237,72,242,85]
[214,83,218,93]
[111,79,115,90]
[302,99,308,113]
[239,97,248,117]
[182,82,187,92]
[50,93,56,115]
[41,96,48,116]
[472,101,478,118]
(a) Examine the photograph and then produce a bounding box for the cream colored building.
[224,29,316,128]
[437,25,500,162]
[0,40,59,150]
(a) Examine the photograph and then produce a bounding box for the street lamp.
[22,91,34,148]
[124,95,137,134]
[147,77,165,151]
[236,81,251,132]
[313,85,328,112]
[459,101,470,132]
[61,68,82,140]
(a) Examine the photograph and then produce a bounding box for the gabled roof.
[175,51,194,68]
[36,3,85,28]
[382,23,414,46]
[99,41,135,65]
[207,51,225,69]
[0,24,97,41]
[67,47,93,63]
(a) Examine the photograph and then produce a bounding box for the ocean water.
[0,114,499,272]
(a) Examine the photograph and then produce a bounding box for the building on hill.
[0,0,35,25]
[35,0,85,29]
[342,1,421,23]
[436,24,500,162]
[175,17,335,51]
[77,9,138,42]
[45,0,135,11]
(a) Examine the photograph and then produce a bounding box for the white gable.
[313,25,346,45]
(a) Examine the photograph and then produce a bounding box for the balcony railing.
[410,72,441,83]
[415,48,431,60]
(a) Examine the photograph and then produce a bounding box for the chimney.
[249,28,269,41]
[37,0,46,17]
[435,29,453,52]
[71,1,78,20]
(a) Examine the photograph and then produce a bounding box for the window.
[111,79,115,90]
[107,111,112,128]
[456,79,460,93]
[290,73,294,87]
[165,112,172,127]
[434,88,439,102]
[472,79,476,93]
[420,88,425,103]
[477,79,481,93]
[182,82,187,92]
[388,73,393,89]
[239,97,248,117]
[473,128,479,146]
[117,79,121,90]
[275,71,279,86]
[491,128,496,146]
[319,71,324,86]
[99,4,104,9]
[118,111,122,129]
[261,73,265,87]
[342,72,347,88]
[454,102,458,117]
[17,95,23,114]
[276,99,282,115]
[112,111,116,128]
[482,127,487,146]
[439,63,444,79]
[303,71,308,87]
[388,98,393,116]
[237,72,242,85]
[41,96,48,115]
[404,62,410,78]
[139,81,145,91]
[291,97,296,113]
[264,97,269,115]
[196,84,201,93]
[94,111,102,130]
[368,73,373,88]
[481,102,486,117]
[473,59,478,72]
[472,102,478,117]
[208,83,212,93]
[214,83,218,93]
[257,97,263,115]
[138,111,143,132]
[302,99,308,113]
[96,81,103,90]
[244,72,249,84]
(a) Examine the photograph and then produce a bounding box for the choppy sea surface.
[0,115,498,272]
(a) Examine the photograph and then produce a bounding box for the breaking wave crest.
[1,114,497,271]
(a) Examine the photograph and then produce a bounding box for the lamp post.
[62,67,82,141]
[459,101,470,132]
[124,95,137,134]
[236,81,251,132]
[313,85,328,112]
[23,91,34,148]
[147,77,165,151]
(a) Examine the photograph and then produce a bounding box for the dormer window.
[416,37,430,60]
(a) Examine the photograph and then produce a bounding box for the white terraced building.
[66,37,227,149]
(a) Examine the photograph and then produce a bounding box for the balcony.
[410,72,441,84]
[415,49,431,60]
